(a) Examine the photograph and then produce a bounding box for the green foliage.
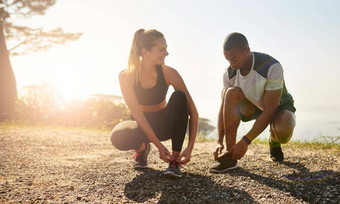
[198,118,215,137]
[195,133,214,142]
[253,136,339,149]
[312,135,340,146]
[0,0,82,121]
[306,128,340,148]
[1,0,82,56]
[189,117,215,141]
[11,85,130,130]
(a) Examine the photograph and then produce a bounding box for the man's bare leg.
[222,87,244,150]
[210,87,258,173]
[270,110,296,143]
[269,109,296,161]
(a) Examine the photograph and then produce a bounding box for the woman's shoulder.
[119,68,128,74]
[120,68,132,77]
[162,65,182,86]
[162,65,179,76]
[119,69,131,82]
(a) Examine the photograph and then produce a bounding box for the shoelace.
[133,151,142,162]
[170,157,184,168]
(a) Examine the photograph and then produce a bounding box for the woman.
[110,29,198,177]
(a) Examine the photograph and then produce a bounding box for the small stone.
[76,196,81,200]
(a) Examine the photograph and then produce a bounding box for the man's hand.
[177,147,192,164]
[228,139,248,160]
[213,142,224,161]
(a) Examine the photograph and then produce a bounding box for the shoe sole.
[270,156,284,162]
[133,143,151,170]
[133,165,149,169]
[208,162,239,173]
[164,171,182,178]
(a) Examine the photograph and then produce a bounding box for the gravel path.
[0,126,339,203]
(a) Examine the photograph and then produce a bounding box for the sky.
[9,0,340,142]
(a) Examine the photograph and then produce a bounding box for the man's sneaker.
[164,158,182,177]
[269,141,284,162]
[133,143,150,169]
[209,152,238,173]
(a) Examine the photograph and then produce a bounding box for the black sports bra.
[134,65,169,106]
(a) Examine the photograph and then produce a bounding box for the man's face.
[224,47,250,70]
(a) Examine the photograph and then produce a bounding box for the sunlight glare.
[54,71,89,102]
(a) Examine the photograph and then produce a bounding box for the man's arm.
[213,89,227,160]
[229,89,282,160]
[244,89,282,141]
[218,88,227,143]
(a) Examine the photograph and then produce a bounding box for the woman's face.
[142,38,169,65]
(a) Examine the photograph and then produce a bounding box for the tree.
[198,118,215,137]
[0,0,82,121]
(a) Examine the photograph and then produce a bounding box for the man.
[209,32,296,173]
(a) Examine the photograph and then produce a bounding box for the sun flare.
[54,72,89,102]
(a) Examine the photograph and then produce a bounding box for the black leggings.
[110,91,188,152]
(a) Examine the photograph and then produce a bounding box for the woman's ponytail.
[127,29,164,84]
[127,29,144,84]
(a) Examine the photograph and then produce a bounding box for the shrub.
[11,85,130,129]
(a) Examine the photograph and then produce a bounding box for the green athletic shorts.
[240,103,296,122]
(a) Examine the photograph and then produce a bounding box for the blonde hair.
[127,29,164,84]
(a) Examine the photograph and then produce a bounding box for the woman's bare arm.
[119,71,172,162]
[163,66,198,163]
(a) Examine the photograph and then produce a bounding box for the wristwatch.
[242,136,251,145]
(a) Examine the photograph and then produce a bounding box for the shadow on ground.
[229,161,339,203]
[124,169,254,203]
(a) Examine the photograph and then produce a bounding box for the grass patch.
[194,133,215,142]
[235,136,340,150]
[289,137,340,150]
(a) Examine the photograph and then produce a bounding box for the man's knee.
[271,124,294,144]
[271,110,296,144]
[223,87,244,102]
[276,131,293,144]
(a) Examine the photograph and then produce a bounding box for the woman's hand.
[213,142,224,161]
[158,144,172,162]
[177,147,192,164]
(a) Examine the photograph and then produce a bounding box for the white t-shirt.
[223,52,283,111]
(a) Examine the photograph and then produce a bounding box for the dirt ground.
[0,126,339,203]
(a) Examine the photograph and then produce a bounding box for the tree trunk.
[0,20,17,121]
